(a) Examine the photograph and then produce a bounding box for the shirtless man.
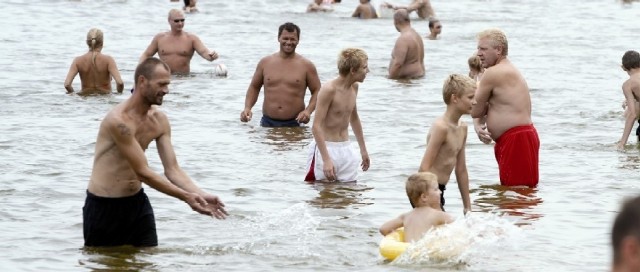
[307,0,333,12]
[64,28,124,95]
[388,9,425,79]
[383,0,435,20]
[83,58,227,247]
[240,22,321,127]
[139,9,218,75]
[304,48,370,182]
[352,0,378,19]
[616,50,640,150]
[471,28,539,188]
[427,18,442,40]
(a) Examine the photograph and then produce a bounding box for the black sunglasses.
[173,19,185,23]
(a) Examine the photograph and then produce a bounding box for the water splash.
[391,212,522,269]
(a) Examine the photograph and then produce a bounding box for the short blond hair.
[337,48,368,76]
[477,28,508,56]
[442,74,476,104]
[406,172,438,208]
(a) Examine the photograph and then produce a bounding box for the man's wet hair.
[622,50,640,71]
[278,22,300,39]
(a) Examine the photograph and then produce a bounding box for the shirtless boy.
[139,9,218,74]
[64,28,124,95]
[418,74,474,214]
[380,172,453,242]
[304,48,370,182]
[616,50,640,150]
[388,9,425,79]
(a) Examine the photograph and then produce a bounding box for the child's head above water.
[442,74,476,105]
[406,172,439,208]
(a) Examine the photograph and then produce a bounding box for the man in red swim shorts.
[471,28,540,187]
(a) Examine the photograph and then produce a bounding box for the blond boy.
[304,48,370,182]
[380,172,453,242]
[418,74,475,214]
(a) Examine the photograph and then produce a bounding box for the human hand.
[208,51,219,61]
[295,110,311,124]
[622,100,627,110]
[202,193,228,219]
[240,109,252,122]
[361,152,370,171]
[463,207,471,216]
[474,124,492,144]
[184,192,213,216]
[323,159,337,181]
[616,141,626,152]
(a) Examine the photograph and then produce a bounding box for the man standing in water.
[139,9,219,74]
[616,50,640,150]
[388,9,425,79]
[240,22,321,127]
[64,28,124,95]
[83,58,227,247]
[612,195,640,272]
[471,28,539,188]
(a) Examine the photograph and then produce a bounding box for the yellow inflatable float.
[379,228,408,261]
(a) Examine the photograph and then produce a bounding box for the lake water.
[1,0,639,271]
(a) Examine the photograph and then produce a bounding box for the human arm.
[311,85,337,181]
[418,120,446,172]
[471,69,493,144]
[296,61,322,124]
[617,82,639,150]
[107,56,124,93]
[380,214,404,236]
[156,115,227,219]
[351,5,362,17]
[63,58,78,93]
[107,115,213,216]
[350,96,369,171]
[389,0,424,12]
[388,39,408,79]
[192,35,219,62]
[455,126,471,214]
[240,60,265,122]
[139,35,159,63]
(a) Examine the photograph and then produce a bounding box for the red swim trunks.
[494,124,540,187]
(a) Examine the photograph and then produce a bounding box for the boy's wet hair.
[337,48,368,76]
[622,50,640,71]
[442,74,476,104]
[405,172,438,208]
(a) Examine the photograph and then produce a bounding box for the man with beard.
[240,22,321,127]
[82,58,227,247]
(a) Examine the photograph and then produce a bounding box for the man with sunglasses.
[617,50,640,151]
[139,9,218,75]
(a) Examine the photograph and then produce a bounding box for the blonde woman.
[64,28,124,95]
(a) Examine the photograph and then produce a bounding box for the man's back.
[390,28,425,78]
[484,59,532,139]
